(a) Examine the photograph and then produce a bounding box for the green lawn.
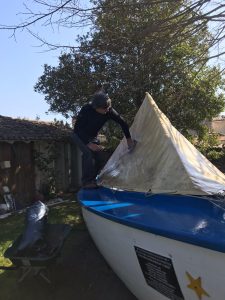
[0,200,84,271]
[0,200,86,299]
[0,199,137,300]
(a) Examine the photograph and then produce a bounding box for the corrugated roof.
[0,115,72,141]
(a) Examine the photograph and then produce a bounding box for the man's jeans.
[72,133,103,185]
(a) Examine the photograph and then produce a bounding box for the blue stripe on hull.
[78,187,225,253]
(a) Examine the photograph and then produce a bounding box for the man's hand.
[127,138,136,151]
[87,142,104,152]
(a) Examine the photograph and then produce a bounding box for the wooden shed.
[0,115,81,206]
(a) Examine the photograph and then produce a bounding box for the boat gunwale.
[78,187,225,254]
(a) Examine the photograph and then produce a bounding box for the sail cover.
[98,93,225,195]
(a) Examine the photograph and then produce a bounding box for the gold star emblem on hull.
[186,271,210,300]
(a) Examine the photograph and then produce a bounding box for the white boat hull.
[82,207,225,300]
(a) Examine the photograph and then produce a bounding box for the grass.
[0,197,136,300]
[0,212,25,271]
[0,200,84,271]
[0,199,86,299]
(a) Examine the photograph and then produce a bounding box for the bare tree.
[1,0,225,63]
[0,0,94,50]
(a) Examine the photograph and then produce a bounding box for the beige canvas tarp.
[98,93,225,195]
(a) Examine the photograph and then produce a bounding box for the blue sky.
[0,2,224,123]
[0,1,88,123]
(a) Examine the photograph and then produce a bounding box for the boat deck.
[78,187,225,253]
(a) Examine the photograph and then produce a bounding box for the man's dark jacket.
[74,104,131,144]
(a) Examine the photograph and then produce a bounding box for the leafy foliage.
[34,142,60,197]
[34,0,225,143]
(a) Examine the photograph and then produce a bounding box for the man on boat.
[73,91,135,188]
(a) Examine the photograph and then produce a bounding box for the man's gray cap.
[91,92,111,109]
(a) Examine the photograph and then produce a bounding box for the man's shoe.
[82,182,99,189]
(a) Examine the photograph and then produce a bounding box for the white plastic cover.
[98,93,225,195]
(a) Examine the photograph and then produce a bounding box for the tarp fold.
[99,93,225,195]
